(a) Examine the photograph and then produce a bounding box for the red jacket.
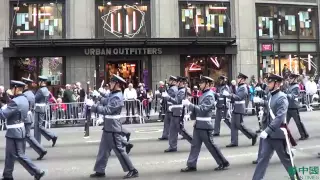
[52,103,67,111]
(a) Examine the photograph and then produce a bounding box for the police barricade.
[91,99,144,126]
[45,102,86,128]
[305,89,320,110]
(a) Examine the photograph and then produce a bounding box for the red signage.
[261,44,273,51]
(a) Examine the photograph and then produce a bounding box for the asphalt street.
[1,111,320,180]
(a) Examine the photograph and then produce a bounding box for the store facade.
[256,3,320,78]
[2,0,237,92]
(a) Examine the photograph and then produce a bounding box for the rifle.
[154,84,158,113]
[84,81,90,138]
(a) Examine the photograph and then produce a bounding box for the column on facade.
[0,0,10,87]
[232,0,258,79]
[65,0,95,86]
[151,0,180,89]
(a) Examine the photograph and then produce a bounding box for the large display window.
[183,55,230,87]
[179,2,231,37]
[10,1,65,39]
[11,57,65,87]
[259,54,317,77]
[96,0,150,38]
[256,4,317,39]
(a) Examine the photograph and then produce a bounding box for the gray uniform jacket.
[167,87,186,117]
[23,90,35,124]
[34,87,49,113]
[264,90,289,139]
[286,83,300,109]
[0,94,29,139]
[189,89,215,130]
[216,85,230,109]
[165,85,178,111]
[230,84,247,114]
[96,90,124,133]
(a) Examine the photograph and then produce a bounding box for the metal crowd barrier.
[91,99,144,125]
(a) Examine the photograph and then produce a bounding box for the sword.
[100,80,104,88]
[281,127,299,180]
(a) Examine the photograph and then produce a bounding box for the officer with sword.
[90,74,138,179]
[286,73,309,140]
[214,75,231,136]
[180,75,230,172]
[252,73,300,180]
[21,76,48,160]
[162,76,193,152]
[1,80,45,180]
[157,76,178,140]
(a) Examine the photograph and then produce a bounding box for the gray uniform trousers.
[24,123,46,155]
[187,129,228,167]
[214,108,231,134]
[160,111,172,138]
[231,113,255,145]
[34,112,56,144]
[94,131,135,173]
[287,109,309,137]
[252,138,299,180]
[168,116,193,149]
[3,138,42,178]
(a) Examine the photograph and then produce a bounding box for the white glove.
[168,106,172,111]
[253,97,263,104]
[182,99,191,106]
[1,104,7,110]
[155,90,160,95]
[96,115,104,125]
[260,131,268,139]
[86,99,94,107]
[222,91,230,96]
[27,111,32,115]
[255,87,262,91]
[98,88,105,93]
[162,92,169,98]
[92,90,100,97]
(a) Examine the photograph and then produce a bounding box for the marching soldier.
[90,75,138,179]
[34,76,58,146]
[163,76,192,152]
[180,76,229,172]
[22,77,48,160]
[252,84,270,164]
[1,80,45,180]
[225,73,257,147]
[286,73,309,140]
[252,74,300,180]
[214,75,231,136]
[158,76,178,140]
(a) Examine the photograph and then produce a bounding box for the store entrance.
[96,56,150,89]
[105,61,140,86]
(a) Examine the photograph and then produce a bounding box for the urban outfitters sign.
[84,48,163,56]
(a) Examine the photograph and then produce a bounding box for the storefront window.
[184,55,229,87]
[257,5,318,40]
[12,57,38,81]
[278,7,298,39]
[11,57,65,87]
[39,57,64,86]
[96,1,150,38]
[180,2,230,37]
[298,7,317,39]
[257,5,278,39]
[11,1,64,39]
[300,55,318,76]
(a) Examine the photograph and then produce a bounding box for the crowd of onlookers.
[1,73,320,124]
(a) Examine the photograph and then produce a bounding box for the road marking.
[135,129,163,133]
[86,137,154,143]
[298,145,320,150]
